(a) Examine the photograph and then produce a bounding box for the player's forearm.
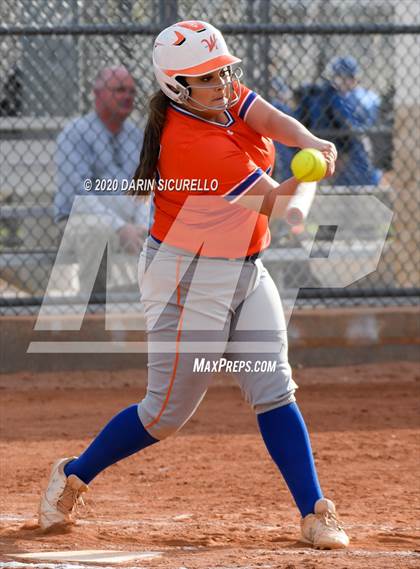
[247,98,321,149]
[266,108,320,149]
[261,176,300,218]
[239,176,299,218]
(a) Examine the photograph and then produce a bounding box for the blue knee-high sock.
[64,404,158,484]
[257,402,323,518]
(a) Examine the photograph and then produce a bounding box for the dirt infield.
[0,361,419,569]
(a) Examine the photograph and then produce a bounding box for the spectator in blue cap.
[295,56,382,186]
[329,55,359,80]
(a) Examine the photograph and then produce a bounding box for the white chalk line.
[2,514,419,566]
[0,565,268,569]
[0,561,147,569]
[1,549,420,569]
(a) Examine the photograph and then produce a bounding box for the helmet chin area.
[178,67,243,112]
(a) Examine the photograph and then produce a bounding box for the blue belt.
[150,234,261,262]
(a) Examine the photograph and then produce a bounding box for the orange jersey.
[150,85,275,258]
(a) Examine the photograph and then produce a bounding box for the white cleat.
[300,498,350,549]
[38,457,88,530]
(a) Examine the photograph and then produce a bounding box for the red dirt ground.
[0,361,419,569]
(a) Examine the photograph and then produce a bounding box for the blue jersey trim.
[224,167,264,202]
[170,103,235,128]
[150,234,162,244]
[238,91,258,120]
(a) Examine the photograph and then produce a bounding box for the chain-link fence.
[0,0,419,315]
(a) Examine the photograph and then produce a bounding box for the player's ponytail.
[131,90,170,196]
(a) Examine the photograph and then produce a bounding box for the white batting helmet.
[153,20,241,107]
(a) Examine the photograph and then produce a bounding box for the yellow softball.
[291,148,327,182]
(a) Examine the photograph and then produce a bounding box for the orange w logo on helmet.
[172,31,186,46]
[201,34,218,52]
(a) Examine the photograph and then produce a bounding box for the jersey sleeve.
[230,83,260,121]
[183,133,264,204]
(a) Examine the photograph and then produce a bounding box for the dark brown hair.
[131,90,170,196]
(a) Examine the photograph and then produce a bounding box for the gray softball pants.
[137,237,297,440]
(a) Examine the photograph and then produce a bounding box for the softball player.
[39,21,349,550]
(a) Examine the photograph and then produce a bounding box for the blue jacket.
[296,82,382,185]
